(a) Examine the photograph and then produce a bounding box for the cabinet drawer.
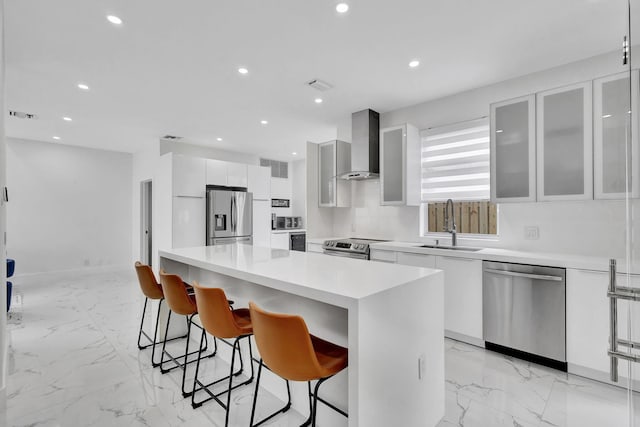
[370,250,397,263]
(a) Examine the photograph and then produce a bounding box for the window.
[421,118,497,235]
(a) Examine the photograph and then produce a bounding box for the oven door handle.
[323,250,368,260]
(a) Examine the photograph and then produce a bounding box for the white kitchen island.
[159,244,444,427]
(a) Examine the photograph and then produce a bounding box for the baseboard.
[568,363,640,391]
[11,264,131,280]
[444,330,485,348]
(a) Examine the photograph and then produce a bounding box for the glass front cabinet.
[490,95,536,203]
[380,124,421,206]
[318,140,351,207]
[536,82,593,201]
[593,70,640,199]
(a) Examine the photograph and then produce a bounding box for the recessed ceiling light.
[52,136,61,140]
[77,83,90,91]
[63,117,72,122]
[106,15,123,25]
[217,137,223,141]
[314,98,323,104]
[238,67,249,75]
[260,120,268,125]
[292,152,297,156]
[409,60,420,68]
[336,3,349,13]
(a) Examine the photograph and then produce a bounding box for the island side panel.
[189,264,350,422]
[355,271,445,427]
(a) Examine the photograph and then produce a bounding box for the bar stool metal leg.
[191,334,255,419]
[249,358,292,427]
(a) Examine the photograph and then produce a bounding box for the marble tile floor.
[1,267,639,426]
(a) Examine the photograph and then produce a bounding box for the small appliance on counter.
[275,216,303,230]
[271,198,290,208]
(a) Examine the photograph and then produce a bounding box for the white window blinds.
[421,118,490,202]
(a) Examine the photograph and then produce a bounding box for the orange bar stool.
[134,261,187,367]
[248,302,348,427]
[159,270,216,398]
[190,282,257,426]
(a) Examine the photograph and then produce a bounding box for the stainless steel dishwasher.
[483,261,567,370]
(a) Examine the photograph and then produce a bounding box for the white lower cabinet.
[566,269,640,381]
[435,256,483,343]
[271,233,290,250]
[397,252,436,268]
[252,200,271,248]
[307,242,323,253]
[370,249,397,263]
[172,196,205,249]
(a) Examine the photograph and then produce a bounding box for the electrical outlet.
[524,226,539,240]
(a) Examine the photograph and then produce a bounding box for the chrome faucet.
[444,198,457,247]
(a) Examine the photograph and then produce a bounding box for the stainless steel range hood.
[339,109,380,180]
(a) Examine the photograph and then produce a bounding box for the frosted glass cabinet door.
[593,70,639,199]
[318,141,336,207]
[380,126,406,205]
[490,95,536,203]
[536,82,593,201]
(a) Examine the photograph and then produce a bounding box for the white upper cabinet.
[248,165,271,200]
[227,162,248,187]
[206,160,248,188]
[173,155,206,197]
[593,70,640,200]
[380,124,420,206]
[536,82,593,201]
[206,159,229,186]
[318,140,351,207]
[490,95,536,203]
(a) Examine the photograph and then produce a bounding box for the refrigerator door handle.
[231,194,236,233]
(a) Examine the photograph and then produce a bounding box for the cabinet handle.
[483,268,563,282]
[438,256,475,262]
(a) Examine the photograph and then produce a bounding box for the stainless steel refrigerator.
[206,187,253,245]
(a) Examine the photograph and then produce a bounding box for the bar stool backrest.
[159,270,197,316]
[191,282,247,338]
[134,262,163,300]
[249,302,323,382]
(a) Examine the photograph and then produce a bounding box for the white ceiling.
[4,0,630,159]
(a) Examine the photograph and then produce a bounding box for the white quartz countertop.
[159,245,441,307]
[369,241,636,273]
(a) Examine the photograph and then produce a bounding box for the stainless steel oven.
[322,238,388,260]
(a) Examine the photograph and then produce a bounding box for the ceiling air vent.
[8,110,38,120]
[306,79,332,92]
[161,135,182,140]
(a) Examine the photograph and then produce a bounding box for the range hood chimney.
[339,109,380,180]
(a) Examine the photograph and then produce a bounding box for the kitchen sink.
[418,244,482,252]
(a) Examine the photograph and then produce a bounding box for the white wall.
[131,141,159,264]
[6,138,133,274]
[329,50,639,258]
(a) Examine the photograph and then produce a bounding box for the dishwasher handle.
[484,268,563,282]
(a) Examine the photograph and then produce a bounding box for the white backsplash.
[330,179,636,259]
